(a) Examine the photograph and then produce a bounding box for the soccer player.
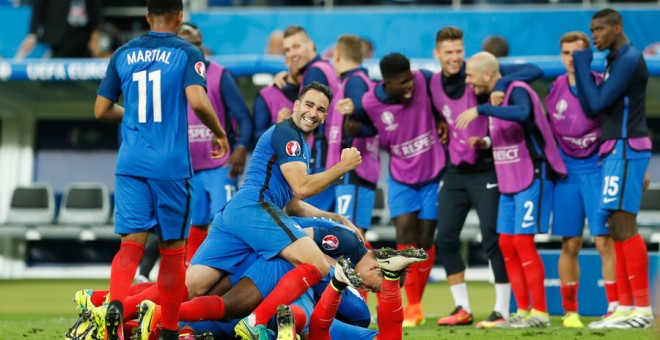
[177,23,253,262]
[430,26,543,327]
[546,31,617,328]
[93,0,229,339]
[456,52,567,328]
[361,52,445,326]
[281,25,341,212]
[572,8,653,329]
[330,34,380,242]
[198,81,360,339]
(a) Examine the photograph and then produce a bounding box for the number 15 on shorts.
[602,176,620,204]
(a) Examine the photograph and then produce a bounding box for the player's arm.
[252,94,272,146]
[456,88,531,130]
[186,84,228,159]
[94,95,124,123]
[95,54,123,123]
[220,71,252,177]
[285,197,363,241]
[572,48,636,116]
[281,147,360,200]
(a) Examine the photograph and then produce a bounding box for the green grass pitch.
[0,279,655,339]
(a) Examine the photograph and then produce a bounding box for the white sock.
[494,283,511,320]
[635,306,653,314]
[607,301,619,313]
[449,282,471,313]
[618,305,634,312]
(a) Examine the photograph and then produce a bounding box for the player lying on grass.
[66,216,425,339]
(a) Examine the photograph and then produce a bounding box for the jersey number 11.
[133,70,162,123]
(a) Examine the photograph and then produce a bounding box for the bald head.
[467,52,500,74]
[465,52,501,95]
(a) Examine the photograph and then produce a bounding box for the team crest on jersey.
[285,140,301,156]
[381,111,399,131]
[553,99,567,120]
[194,61,206,78]
[322,235,339,251]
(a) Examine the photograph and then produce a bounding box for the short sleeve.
[271,122,307,166]
[182,45,207,90]
[97,53,122,101]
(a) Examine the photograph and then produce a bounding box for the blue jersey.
[98,32,207,180]
[234,119,310,208]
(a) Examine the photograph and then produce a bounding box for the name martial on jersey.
[126,49,172,65]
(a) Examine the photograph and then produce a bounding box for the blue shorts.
[329,319,379,339]
[114,175,192,241]
[191,166,237,226]
[305,184,337,212]
[552,168,609,237]
[196,197,308,273]
[497,178,554,235]
[244,256,295,299]
[600,141,650,214]
[335,184,376,230]
[387,175,439,220]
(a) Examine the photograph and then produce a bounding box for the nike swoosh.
[522,261,533,267]
[486,183,498,189]
[603,197,617,203]
[521,221,535,228]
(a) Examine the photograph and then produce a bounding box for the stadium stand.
[5,183,55,225]
[57,182,111,225]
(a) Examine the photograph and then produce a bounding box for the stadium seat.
[5,183,56,225]
[57,182,111,225]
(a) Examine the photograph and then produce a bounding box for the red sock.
[290,305,308,335]
[498,234,530,310]
[253,263,323,326]
[158,246,186,331]
[109,241,145,304]
[308,283,343,340]
[513,235,546,312]
[604,281,619,306]
[397,244,420,305]
[178,295,225,322]
[622,235,651,307]
[124,284,161,320]
[130,282,157,295]
[91,290,109,306]
[377,278,404,340]
[560,283,578,313]
[614,241,633,306]
[417,245,435,298]
[185,226,208,263]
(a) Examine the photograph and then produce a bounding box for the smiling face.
[283,32,317,71]
[465,60,490,96]
[434,39,465,77]
[383,71,414,102]
[590,16,621,52]
[291,89,329,135]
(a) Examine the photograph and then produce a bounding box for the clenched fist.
[340,147,362,171]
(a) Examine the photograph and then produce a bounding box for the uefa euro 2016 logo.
[322,234,339,251]
[553,99,567,121]
[285,140,301,156]
[381,111,399,131]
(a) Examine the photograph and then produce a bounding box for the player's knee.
[561,237,583,257]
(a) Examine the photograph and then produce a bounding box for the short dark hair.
[300,81,333,104]
[435,26,463,44]
[482,35,509,57]
[147,0,183,15]
[380,52,410,79]
[593,8,623,26]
